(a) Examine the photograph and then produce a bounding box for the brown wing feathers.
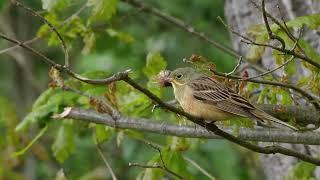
[190,76,297,130]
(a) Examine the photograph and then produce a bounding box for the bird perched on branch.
[158,67,297,130]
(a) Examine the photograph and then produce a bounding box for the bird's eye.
[176,74,183,79]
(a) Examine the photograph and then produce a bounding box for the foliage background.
[2,0,318,179]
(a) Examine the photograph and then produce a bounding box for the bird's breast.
[176,86,233,121]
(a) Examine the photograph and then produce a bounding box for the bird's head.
[157,67,200,87]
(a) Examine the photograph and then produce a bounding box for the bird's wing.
[190,76,255,117]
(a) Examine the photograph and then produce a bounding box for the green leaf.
[87,0,118,24]
[106,28,135,43]
[285,14,320,30]
[143,52,167,78]
[286,161,316,180]
[169,137,190,152]
[52,120,75,163]
[15,103,58,132]
[279,89,294,105]
[95,125,113,144]
[16,90,81,132]
[32,88,56,109]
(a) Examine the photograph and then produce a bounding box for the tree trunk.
[224,0,320,179]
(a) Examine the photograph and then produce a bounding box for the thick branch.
[54,107,320,145]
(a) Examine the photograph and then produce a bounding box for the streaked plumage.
[165,67,297,130]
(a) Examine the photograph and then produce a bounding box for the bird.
[159,67,297,130]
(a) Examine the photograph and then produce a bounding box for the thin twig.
[184,157,216,180]
[249,0,320,69]
[11,0,70,67]
[243,28,302,80]
[0,3,86,55]
[96,144,118,180]
[129,142,183,179]
[131,133,216,180]
[243,56,294,80]
[226,56,243,76]
[261,0,286,50]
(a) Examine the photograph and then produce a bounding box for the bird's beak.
[157,70,173,87]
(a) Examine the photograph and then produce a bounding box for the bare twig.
[0,3,86,55]
[226,56,243,76]
[184,157,216,180]
[129,142,183,179]
[249,0,320,69]
[244,56,294,80]
[96,144,118,180]
[131,135,216,180]
[261,0,286,50]
[10,0,72,67]
[243,28,302,81]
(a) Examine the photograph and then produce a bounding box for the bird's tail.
[250,109,298,130]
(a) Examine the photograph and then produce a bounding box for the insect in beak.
[157,70,173,87]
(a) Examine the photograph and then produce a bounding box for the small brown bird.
[160,67,297,130]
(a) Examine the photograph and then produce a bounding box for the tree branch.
[54,107,320,145]
[96,144,118,180]
[1,7,320,164]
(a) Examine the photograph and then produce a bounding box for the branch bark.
[54,107,320,145]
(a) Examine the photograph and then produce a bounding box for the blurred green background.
[0,0,265,179]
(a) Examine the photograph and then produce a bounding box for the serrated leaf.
[52,120,75,163]
[87,0,118,24]
[143,52,167,78]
